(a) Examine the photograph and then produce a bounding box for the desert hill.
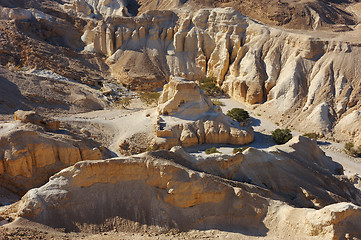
[0,0,361,239]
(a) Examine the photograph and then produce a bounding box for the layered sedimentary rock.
[265,202,361,240]
[0,118,106,194]
[79,7,361,144]
[64,0,130,18]
[154,77,254,149]
[10,146,361,239]
[171,136,361,209]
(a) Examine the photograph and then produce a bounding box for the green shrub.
[212,99,224,106]
[147,144,161,151]
[114,97,132,109]
[345,142,354,152]
[303,132,321,140]
[227,108,250,122]
[272,128,292,144]
[140,92,161,106]
[199,77,222,96]
[205,147,221,154]
[233,146,249,154]
[344,142,361,157]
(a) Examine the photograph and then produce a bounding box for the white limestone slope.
[10,139,361,239]
[78,7,361,144]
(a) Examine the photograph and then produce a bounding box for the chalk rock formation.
[16,154,271,233]
[171,136,361,208]
[64,0,129,18]
[0,122,105,194]
[79,7,361,143]
[266,201,361,240]
[155,77,254,149]
[334,110,361,146]
[11,149,361,239]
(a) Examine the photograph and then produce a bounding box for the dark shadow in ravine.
[247,131,276,149]
[316,140,331,146]
[0,75,29,114]
[249,117,261,127]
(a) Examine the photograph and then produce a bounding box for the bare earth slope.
[136,0,359,30]
[0,66,108,119]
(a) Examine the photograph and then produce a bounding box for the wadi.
[0,0,361,239]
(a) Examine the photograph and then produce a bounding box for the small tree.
[212,99,224,106]
[233,146,249,154]
[205,147,221,154]
[227,108,250,122]
[140,92,161,106]
[115,97,132,109]
[272,128,292,144]
[199,77,222,96]
[303,132,321,140]
[344,142,361,157]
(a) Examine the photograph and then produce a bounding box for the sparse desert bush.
[344,142,361,157]
[303,132,321,140]
[147,144,161,151]
[272,128,292,144]
[114,97,132,109]
[140,92,161,106]
[227,108,250,122]
[205,147,221,154]
[233,146,249,154]
[199,77,222,96]
[212,99,224,106]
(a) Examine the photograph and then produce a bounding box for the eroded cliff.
[78,7,361,144]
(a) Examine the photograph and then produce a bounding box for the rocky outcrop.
[10,148,361,239]
[266,202,361,240]
[171,136,361,209]
[154,77,254,149]
[334,110,361,146]
[0,122,106,194]
[14,110,60,131]
[16,154,271,233]
[64,0,130,18]
[79,7,361,143]
[0,6,33,20]
[135,0,356,31]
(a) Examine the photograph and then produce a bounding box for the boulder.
[155,77,254,149]
[0,124,105,194]
[14,110,60,131]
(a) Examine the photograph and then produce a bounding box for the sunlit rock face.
[78,7,361,143]
[155,76,254,149]
[14,144,361,239]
